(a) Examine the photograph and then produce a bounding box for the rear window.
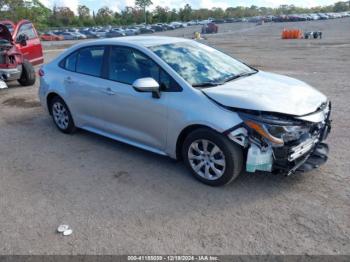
[64,53,77,72]
[60,46,105,77]
[76,47,105,77]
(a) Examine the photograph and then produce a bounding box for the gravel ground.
[0,18,349,255]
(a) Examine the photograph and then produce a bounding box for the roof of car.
[87,36,190,48]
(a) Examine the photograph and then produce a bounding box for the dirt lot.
[0,18,349,255]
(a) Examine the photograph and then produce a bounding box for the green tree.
[95,6,114,25]
[121,6,137,25]
[169,8,178,21]
[50,6,75,26]
[153,6,170,23]
[135,0,153,24]
[178,4,192,21]
[78,5,94,26]
[78,5,90,19]
[193,8,210,20]
[333,1,349,12]
[27,0,52,29]
[0,0,349,31]
[212,7,225,19]
[0,0,24,21]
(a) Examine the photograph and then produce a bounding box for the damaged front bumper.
[273,116,331,175]
[290,142,329,175]
[273,138,330,176]
[227,102,332,175]
[0,66,22,81]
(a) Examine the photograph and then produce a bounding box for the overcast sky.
[40,0,342,13]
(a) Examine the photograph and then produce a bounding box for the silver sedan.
[39,36,331,186]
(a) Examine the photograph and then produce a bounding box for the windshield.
[149,41,256,87]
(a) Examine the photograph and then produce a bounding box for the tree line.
[0,0,349,30]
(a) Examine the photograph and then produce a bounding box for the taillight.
[38,68,44,77]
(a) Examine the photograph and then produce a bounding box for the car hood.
[202,71,327,116]
[0,24,13,42]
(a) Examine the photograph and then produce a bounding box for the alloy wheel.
[52,102,69,130]
[188,139,226,180]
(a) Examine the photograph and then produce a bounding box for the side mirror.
[132,77,160,98]
[16,34,28,46]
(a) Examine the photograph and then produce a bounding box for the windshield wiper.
[192,71,258,88]
[192,82,220,88]
[220,71,258,84]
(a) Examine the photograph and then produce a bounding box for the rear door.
[61,46,108,130]
[15,21,43,65]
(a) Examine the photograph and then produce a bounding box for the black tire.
[182,128,243,186]
[50,96,76,134]
[18,60,36,86]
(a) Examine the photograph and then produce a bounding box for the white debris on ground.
[62,229,73,236]
[57,224,73,236]
[0,80,7,89]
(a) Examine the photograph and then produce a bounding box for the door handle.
[102,87,116,95]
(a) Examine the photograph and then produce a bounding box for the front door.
[99,46,170,151]
[14,21,43,65]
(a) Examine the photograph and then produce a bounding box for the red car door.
[13,20,44,65]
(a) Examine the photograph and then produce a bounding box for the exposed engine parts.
[226,103,331,175]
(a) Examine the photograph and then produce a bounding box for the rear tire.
[18,60,36,86]
[182,128,243,186]
[50,96,76,134]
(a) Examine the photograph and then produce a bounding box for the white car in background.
[94,30,107,38]
[60,32,78,40]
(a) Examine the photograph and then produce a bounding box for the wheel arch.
[175,124,217,160]
[46,92,61,115]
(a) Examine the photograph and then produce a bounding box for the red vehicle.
[0,19,43,86]
[41,32,63,41]
[201,22,218,34]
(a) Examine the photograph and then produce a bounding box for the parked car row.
[187,11,350,24]
[39,22,189,41]
[39,11,350,41]
[269,12,350,22]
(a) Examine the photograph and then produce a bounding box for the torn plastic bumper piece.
[281,142,329,176]
[246,143,273,172]
[295,143,329,174]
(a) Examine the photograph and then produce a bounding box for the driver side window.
[107,46,159,84]
[107,46,182,92]
[159,69,182,92]
[17,23,36,40]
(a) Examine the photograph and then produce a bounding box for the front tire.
[182,128,243,186]
[50,97,76,134]
[18,60,36,86]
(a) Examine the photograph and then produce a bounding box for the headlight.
[266,124,310,143]
[240,113,310,145]
[244,120,284,145]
